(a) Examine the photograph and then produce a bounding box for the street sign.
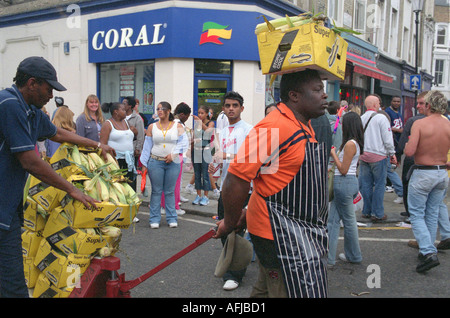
[410,75,421,91]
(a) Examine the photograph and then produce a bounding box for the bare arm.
[16,150,99,209]
[331,142,356,175]
[214,172,251,239]
[404,122,420,157]
[51,127,115,159]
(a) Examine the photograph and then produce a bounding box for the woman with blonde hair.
[46,106,76,158]
[76,94,104,141]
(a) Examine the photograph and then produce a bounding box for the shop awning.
[347,57,393,83]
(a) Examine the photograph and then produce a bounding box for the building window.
[434,59,444,86]
[402,27,410,61]
[99,60,155,115]
[437,26,446,46]
[328,0,339,22]
[389,8,398,56]
[354,0,366,31]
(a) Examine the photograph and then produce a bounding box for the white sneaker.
[223,280,239,291]
[212,188,220,200]
[133,217,140,223]
[150,223,159,229]
[338,253,348,262]
[176,209,185,215]
[180,196,189,202]
[168,222,178,228]
[393,197,403,204]
[161,208,166,215]
[185,184,195,194]
[385,186,394,193]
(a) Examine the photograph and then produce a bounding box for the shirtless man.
[404,90,450,273]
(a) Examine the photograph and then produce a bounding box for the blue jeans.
[439,200,450,241]
[0,211,28,297]
[408,169,448,255]
[358,158,388,218]
[148,158,181,225]
[387,162,403,197]
[327,175,362,265]
[192,148,212,192]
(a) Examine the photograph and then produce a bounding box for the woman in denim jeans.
[140,102,188,229]
[191,105,215,206]
[327,112,364,265]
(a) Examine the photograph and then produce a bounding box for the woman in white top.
[139,102,188,229]
[327,112,364,266]
[100,102,137,188]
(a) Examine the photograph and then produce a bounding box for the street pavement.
[117,166,450,299]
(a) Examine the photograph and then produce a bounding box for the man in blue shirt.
[385,96,403,158]
[0,56,114,297]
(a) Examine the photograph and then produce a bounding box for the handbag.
[328,150,340,202]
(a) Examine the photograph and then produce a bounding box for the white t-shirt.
[216,111,229,132]
[219,119,253,183]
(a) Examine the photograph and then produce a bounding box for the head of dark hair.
[223,91,244,106]
[265,103,277,115]
[174,102,191,115]
[340,111,364,154]
[101,102,122,115]
[159,101,175,121]
[13,70,45,88]
[123,96,136,107]
[198,105,210,114]
[280,69,321,103]
[328,101,340,115]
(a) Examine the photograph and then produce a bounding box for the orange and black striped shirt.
[228,103,317,240]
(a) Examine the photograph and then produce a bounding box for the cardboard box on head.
[257,20,348,81]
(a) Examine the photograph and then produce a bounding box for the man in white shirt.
[359,95,397,222]
[212,110,229,191]
[210,91,253,291]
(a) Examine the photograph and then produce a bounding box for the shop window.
[194,59,232,121]
[99,60,155,115]
[195,59,231,75]
[265,75,281,105]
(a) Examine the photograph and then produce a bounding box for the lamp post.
[412,0,424,115]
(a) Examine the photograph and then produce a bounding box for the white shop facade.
[0,0,303,127]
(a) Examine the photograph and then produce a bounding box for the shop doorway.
[194,76,231,123]
[193,59,232,125]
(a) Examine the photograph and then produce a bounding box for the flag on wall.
[199,21,232,45]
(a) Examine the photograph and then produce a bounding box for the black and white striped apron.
[261,128,329,298]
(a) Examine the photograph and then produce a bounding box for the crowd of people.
[0,56,449,298]
[322,92,450,273]
[214,71,450,297]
